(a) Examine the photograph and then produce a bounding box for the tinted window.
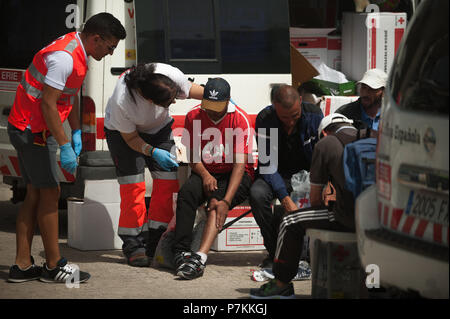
[389,0,449,115]
[0,0,76,69]
[135,0,290,74]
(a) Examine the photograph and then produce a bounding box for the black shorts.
[7,123,59,188]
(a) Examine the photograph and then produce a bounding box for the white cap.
[358,68,388,89]
[318,113,354,138]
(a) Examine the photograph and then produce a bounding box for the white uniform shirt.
[43,32,88,90]
[104,63,192,134]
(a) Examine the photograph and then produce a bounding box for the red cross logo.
[333,245,350,262]
[398,17,405,25]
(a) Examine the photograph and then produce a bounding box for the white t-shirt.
[43,32,88,90]
[104,63,192,134]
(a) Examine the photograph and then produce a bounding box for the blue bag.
[341,136,377,198]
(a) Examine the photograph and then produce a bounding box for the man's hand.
[208,198,229,230]
[60,142,78,174]
[281,196,299,213]
[202,173,218,196]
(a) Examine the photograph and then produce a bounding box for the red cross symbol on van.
[398,17,405,24]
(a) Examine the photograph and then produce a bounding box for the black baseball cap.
[201,78,231,112]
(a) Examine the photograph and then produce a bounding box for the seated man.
[250,113,358,299]
[335,68,387,130]
[172,78,254,280]
[249,85,323,268]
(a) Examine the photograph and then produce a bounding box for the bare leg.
[37,186,61,269]
[198,209,220,255]
[15,184,40,269]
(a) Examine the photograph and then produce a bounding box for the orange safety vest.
[8,32,88,133]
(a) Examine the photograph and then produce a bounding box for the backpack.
[336,129,377,199]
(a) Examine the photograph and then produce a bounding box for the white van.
[355,0,448,298]
[0,0,291,202]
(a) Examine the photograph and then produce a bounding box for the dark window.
[0,0,76,69]
[389,0,448,115]
[135,0,290,74]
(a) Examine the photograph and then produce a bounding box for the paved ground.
[0,178,311,300]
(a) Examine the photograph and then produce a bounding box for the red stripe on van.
[390,209,403,230]
[402,216,415,234]
[433,223,442,244]
[0,165,11,175]
[415,220,428,238]
[97,118,105,139]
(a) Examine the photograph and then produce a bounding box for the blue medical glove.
[71,129,82,156]
[152,148,179,171]
[60,142,78,174]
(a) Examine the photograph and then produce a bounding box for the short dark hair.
[124,63,180,107]
[273,84,300,109]
[82,12,126,40]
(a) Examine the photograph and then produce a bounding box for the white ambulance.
[355,0,448,298]
[0,0,291,202]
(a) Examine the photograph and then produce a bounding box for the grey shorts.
[7,123,59,188]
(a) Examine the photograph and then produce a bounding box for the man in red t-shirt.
[172,78,254,280]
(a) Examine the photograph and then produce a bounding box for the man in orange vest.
[7,13,126,284]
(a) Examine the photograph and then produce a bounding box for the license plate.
[405,190,449,225]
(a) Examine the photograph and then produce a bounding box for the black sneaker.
[8,256,42,283]
[40,257,90,284]
[174,251,193,271]
[250,279,295,299]
[176,252,205,280]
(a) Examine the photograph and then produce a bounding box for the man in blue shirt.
[335,68,387,131]
[249,85,323,267]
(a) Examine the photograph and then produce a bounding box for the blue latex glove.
[152,148,179,171]
[60,142,78,174]
[71,129,82,156]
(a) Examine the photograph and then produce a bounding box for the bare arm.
[67,94,81,131]
[40,84,68,146]
[213,154,247,229]
[120,130,151,155]
[188,83,204,100]
[189,153,218,195]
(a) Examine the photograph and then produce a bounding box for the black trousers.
[172,171,252,253]
[273,206,352,284]
[249,177,293,259]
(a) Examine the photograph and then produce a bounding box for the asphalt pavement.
[0,177,312,300]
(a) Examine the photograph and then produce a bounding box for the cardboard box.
[327,35,342,71]
[311,78,356,96]
[342,12,407,81]
[68,200,122,251]
[290,43,319,88]
[211,205,265,252]
[319,95,359,116]
[83,179,120,204]
[290,28,342,71]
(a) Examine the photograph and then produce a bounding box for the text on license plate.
[405,190,449,225]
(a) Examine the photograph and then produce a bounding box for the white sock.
[196,251,207,264]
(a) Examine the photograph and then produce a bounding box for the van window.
[389,1,449,115]
[0,0,76,70]
[135,0,290,74]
